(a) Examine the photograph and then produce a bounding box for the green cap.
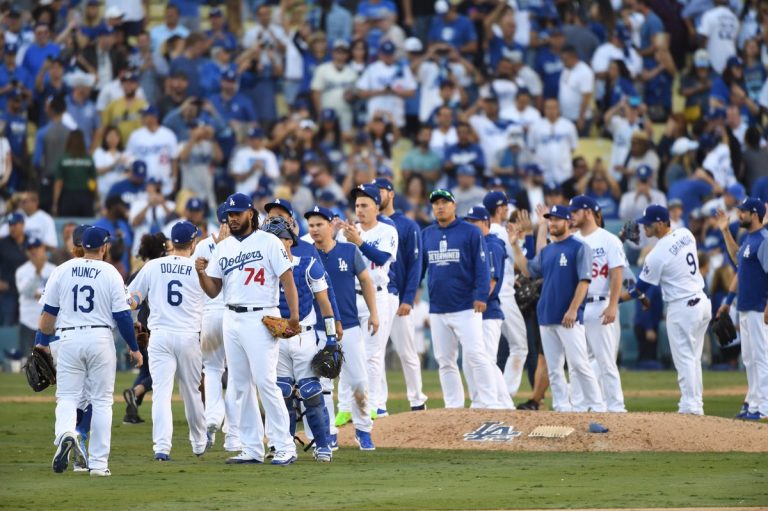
[429,189,455,203]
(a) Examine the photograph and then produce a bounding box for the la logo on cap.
[229,198,235,206]
[314,206,319,212]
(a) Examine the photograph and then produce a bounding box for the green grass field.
[2,369,765,510]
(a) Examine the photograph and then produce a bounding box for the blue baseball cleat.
[328,434,339,452]
[154,453,171,461]
[734,402,749,419]
[270,451,297,465]
[354,429,375,451]
[52,433,77,473]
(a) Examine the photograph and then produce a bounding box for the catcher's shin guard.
[277,377,297,436]
[298,378,329,449]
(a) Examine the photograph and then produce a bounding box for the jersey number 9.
[167,280,183,306]
[686,253,697,275]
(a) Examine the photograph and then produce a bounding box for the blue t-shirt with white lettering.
[483,233,505,321]
[422,218,490,314]
[527,236,592,325]
[736,228,768,312]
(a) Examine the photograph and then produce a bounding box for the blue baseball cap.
[524,163,543,176]
[186,197,205,212]
[216,202,228,224]
[248,126,265,138]
[209,7,223,17]
[222,69,238,81]
[81,227,111,249]
[4,43,18,54]
[131,160,147,179]
[122,70,139,82]
[171,220,201,244]
[483,191,508,213]
[97,24,115,37]
[569,195,600,213]
[377,165,394,178]
[726,55,743,68]
[224,192,253,213]
[352,184,381,206]
[24,237,43,249]
[457,164,475,177]
[737,197,766,218]
[72,223,92,247]
[544,182,562,195]
[543,204,571,221]
[251,189,270,201]
[705,108,726,121]
[7,212,24,225]
[379,40,396,55]
[465,206,490,221]
[317,190,337,203]
[636,204,670,225]
[636,165,653,182]
[265,198,294,217]
[373,178,394,192]
[146,176,162,186]
[320,108,337,121]
[304,205,334,222]
[141,104,159,117]
[726,183,746,202]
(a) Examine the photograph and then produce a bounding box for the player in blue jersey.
[422,189,501,409]
[464,206,515,409]
[305,206,380,450]
[510,204,605,412]
[717,199,768,421]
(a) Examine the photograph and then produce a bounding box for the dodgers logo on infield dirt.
[463,422,522,442]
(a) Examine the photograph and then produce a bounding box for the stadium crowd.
[0,0,767,372]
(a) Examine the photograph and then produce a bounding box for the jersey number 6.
[167,280,183,306]
[244,267,265,285]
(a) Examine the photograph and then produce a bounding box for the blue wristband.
[724,292,736,305]
[34,330,53,347]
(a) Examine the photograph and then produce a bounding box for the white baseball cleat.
[89,468,111,477]
[270,450,297,465]
[313,446,332,462]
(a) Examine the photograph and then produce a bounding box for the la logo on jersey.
[744,245,751,258]
[559,253,568,266]
[464,422,521,442]
[338,258,348,272]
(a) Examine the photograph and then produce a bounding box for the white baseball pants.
[201,310,240,449]
[740,311,768,415]
[387,294,428,408]
[277,329,321,381]
[222,308,295,460]
[430,309,499,409]
[53,330,115,471]
[338,294,376,414]
[499,292,528,397]
[583,301,626,412]
[666,296,710,415]
[474,319,515,408]
[148,330,207,456]
[540,324,606,412]
[336,325,373,432]
[316,331,338,436]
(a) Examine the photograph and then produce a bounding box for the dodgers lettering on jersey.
[42,258,130,329]
[574,228,627,298]
[316,242,367,329]
[640,228,705,302]
[207,230,292,307]
[278,256,328,325]
[422,219,490,314]
[736,229,768,312]
[129,255,205,332]
[483,234,505,321]
[357,221,398,289]
[192,235,225,312]
[527,236,592,325]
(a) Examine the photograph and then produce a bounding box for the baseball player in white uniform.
[38,226,143,477]
[484,191,529,398]
[191,204,241,452]
[196,193,301,465]
[129,221,208,460]
[630,205,712,415]
[570,195,627,413]
[338,184,398,419]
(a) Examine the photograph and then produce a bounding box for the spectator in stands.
[356,40,417,128]
[94,194,133,277]
[15,236,55,352]
[49,222,76,266]
[697,0,739,74]
[0,44,30,110]
[52,130,96,217]
[229,127,279,196]
[3,91,28,190]
[700,131,737,189]
[443,121,484,179]
[21,23,61,82]
[315,109,345,173]
[451,164,486,217]
[150,4,189,52]
[703,183,746,220]
[33,94,70,211]
[742,38,764,105]
[503,88,541,130]
[710,56,761,123]
[82,26,127,93]
[665,137,699,188]
[308,0,353,42]
[428,0,477,57]
[429,106,458,160]
[128,177,174,256]
[125,32,166,107]
[0,213,26,325]
[640,34,677,122]
[94,127,129,205]
[311,40,357,133]
[366,112,399,161]
[157,71,189,120]
[33,57,66,127]
[242,4,290,54]
[583,163,621,220]
[527,98,578,184]
[604,96,653,181]
[680,49,714,123]
[178,120,222,211]
[591,24,642,107]
[306,161,344,203]
[170,32,208,98]
[621,130,660,189]
[535,27,565,102]
[162,97,225,144]
[619,165,667,223]
[561,156,589,200]
[209,69,257,163]
[599,59,638,117]
[402,125,442,186]
[126,105,179,196]
[667,169,716,218]
[101,71,148,145]
[108,160,148,206]
[512,163,545,215]
[559,44,595,136]
[65,73,99,150]
[741,126,768,190]
[239,29,285,127]
[404,173,432,228]
[465,95,514,174]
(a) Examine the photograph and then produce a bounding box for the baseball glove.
[311,342,344,379]
[23,346,56,392]
[711,313,738,347]
[134,323,149,350]
[262,316,300,339]
[619,220,640,244]
[515,276,542,313]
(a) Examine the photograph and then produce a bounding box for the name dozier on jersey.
[160,263,193,275]
[219,251,264,275]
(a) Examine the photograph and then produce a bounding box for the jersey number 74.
[244,267,265,285]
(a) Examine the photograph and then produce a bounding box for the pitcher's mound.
[337,409,768,452]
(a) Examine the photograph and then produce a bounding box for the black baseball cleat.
[123,388,139,416]
[52,433,77,473]
[123,413,145,424]
[411,404,427,411]
[517,399,540,411]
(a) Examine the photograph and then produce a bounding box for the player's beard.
[739,217,752,228]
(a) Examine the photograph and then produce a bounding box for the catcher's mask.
[261,216,299,247]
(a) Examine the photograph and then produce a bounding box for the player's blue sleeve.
[42,304,59,316]
[401,223,422,306]
[359,241,391,266]
[576,242,592,281]
[113,310,139,352]
[32,127,46,169]
[490,244,503,281]
[527,252,543,279]
[420,228,429,284]
[523,235,535,260]
[630,277,652,298]
[352,247,367,274]
[473,230,491,303]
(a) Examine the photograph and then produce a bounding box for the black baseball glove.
[24,346,56,392]
[619,220,640,244]
[515,276,542,313]
[711,313,738,347]
[311,342,344,379]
